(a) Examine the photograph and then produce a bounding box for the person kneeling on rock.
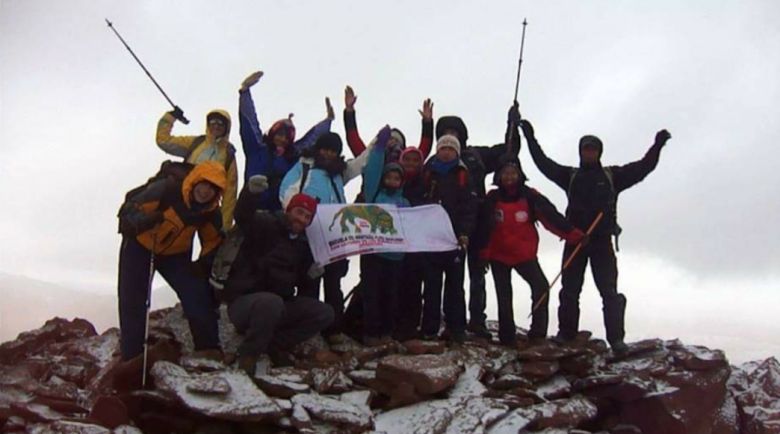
[222,180,334,375]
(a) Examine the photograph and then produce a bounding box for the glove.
[519,119,535,139]
[376,125,392,148]
[507,101,522,126]
[566,229,588,246]
[654,129,672,147]
[169,106,187,123]
[458,235,470,249]
[307,263,325,279]
[240,71,264,91]
[248,175,269,194]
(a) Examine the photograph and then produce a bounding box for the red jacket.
[477,186,579,266]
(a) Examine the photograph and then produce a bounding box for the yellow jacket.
[134,161,227,257]
[156,109,238,229]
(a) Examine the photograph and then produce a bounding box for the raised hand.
[325,97,335,120]
[507,100,521,126]
[240,70,264,91]
[344,85,357,112]
[655,129,672,146]
[418,98,434,121]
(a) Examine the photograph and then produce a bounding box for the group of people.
[116,70,671,376]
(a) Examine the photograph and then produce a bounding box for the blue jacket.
[364,128,410,261]
[279,148,370,207]
[239,89,331,211]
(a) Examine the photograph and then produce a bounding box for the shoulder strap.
[567,168,579,198]
[185,135,235,173]
[299,162,311,194]
[329,176,344,203]
[184,135,207,162]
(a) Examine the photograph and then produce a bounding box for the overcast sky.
[1,1,778,360]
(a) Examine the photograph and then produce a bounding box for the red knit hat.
[286,193,318,215]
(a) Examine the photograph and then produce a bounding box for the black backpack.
[117,160,194,236]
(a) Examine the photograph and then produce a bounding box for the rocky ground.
[0,305,778,433]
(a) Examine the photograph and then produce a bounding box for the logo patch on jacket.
[515,211,529,222]
[495,209,504,223]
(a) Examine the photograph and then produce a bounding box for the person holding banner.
[222,185,334,375]
[359,126,412,346]
[279,131,370,342]
[473,157,585,347]
[420,134,478,343]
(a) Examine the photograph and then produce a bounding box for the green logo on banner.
[328,205,397,235]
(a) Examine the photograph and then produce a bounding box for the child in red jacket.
[474,158,584,346]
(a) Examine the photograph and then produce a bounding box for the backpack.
[568,167,623,250]
[117,160,194,236]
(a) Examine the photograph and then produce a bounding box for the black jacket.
[524,128,664,238]
[224,187,316,302]
[422,161,478,239]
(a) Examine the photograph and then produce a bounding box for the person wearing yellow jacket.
[156,108,238,229]
[117,161,226,361]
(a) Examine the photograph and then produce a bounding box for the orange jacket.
[156,109,238,230]
[132,161,227,257]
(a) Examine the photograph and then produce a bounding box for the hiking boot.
[237,355,258,377]
[326,333,349,346]
[467,322,492,340]
[268,348,296,367]
[363,336,386,347]
[551,333,576,346]
[611,341,629,355]
[445,330,466,344]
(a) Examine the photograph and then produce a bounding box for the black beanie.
[435,116,468,147]
[492,156,527,185]
[313,132,343,154]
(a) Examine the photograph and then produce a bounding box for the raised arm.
[156,112,200,157]
[343,85,367,156]
[363,126,392,202]
[293,97,333,154]
[520,119,572,190]
[237,71,267,160]
[612,129,671,193]
[417,98,434,158]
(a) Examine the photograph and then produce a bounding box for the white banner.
[305,204,458,266]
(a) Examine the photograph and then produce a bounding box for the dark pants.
[467,247,487,327]
[421,250,467,336]
[361,255,401,338]
[558,237,626,345]
[227,292,334,357]
[299,259,348,336]
[395,253,425,337]
[490,260,550,345]
[117,237,219,361]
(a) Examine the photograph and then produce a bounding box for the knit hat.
[286,193,318,215]
[579,135,603,155]
[383,162,405,178]
[313,132,343,154]
[435,116,468,146]
[268,116,296,144]
[436,134,461,156]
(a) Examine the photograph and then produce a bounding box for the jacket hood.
[206,109,232,141]
[435,116,468,147]
[182,161,227,209]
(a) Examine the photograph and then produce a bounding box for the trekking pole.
[506,19,528,154]
[141,236,157,389]
[105,19,189,124]
[528,211,604,317]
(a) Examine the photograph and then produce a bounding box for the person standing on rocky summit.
[434,105,521,340]
[156,108,239,229]
[116,161,227,362]
[222,183,333,375]
[520,118,671,353]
